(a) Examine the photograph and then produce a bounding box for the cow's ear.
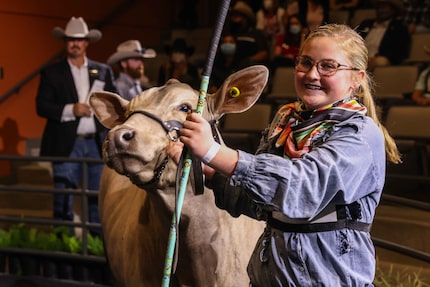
[90,91,129,128]
[209,65,269,119]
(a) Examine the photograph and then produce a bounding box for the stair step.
[0,184,53,218]
[373,205,430,253]
[375,256,430,284]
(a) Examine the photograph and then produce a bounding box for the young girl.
[175,23,400,286]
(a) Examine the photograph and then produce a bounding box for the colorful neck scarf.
[268,98,367,158]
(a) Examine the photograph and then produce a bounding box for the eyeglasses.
[295,56,359,76]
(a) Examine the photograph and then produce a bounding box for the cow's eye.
[179,104,192,113]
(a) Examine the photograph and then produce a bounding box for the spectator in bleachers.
[157,38,200,89]
[298,0,330,32]
[357,0,411,71]
[411,48,430,105]
[271,13,306,71]
[209,34,240,93]
[357,0,375,9]
[329,0,360,19]
[227,1,270,67]
[402,0,430,34]
[256,0,286,51]
[284,0,299,17]
[107,40,156,100]
[329,0,359,11]
[175,0,198,29]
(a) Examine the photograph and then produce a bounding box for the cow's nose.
[114,128,135,149]
[121,129,134,141]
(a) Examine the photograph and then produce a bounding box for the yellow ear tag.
[229,87,240,98]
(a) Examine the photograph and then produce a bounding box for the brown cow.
[89,65,268,287]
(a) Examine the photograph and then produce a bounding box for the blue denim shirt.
[211,113,386,286]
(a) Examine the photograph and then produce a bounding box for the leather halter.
[126,110,183,186]
[125,109,208,195]
[127,110,183,141]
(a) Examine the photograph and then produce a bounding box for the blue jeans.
[53,137,104,231]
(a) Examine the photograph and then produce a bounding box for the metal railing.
[375,194,430,264]
[0,154,109,286]
[373,237,430,264]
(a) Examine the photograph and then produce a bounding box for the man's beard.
[126,66,143,79]
[68,46,82,58]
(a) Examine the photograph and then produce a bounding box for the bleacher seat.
[384,106,430,201]
[372,65,419,120]
[404,33,430,64]
[329,10,350,25]
[373,65,419,100]
[265,67,296,105]
[349,8,376,27]
[220,103,272,153]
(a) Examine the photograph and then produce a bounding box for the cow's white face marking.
[102,82,197,187]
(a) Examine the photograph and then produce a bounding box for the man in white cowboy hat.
[357,0,411,71]
[36,16,118,235]
[107,40,156,100]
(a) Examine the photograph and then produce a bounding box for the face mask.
[170,52,186,63]
[289,24,301,35]
[220,43,236,55]
[263,0,273,10]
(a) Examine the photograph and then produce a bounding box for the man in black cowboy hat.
[357,0,411,71]
[157,38,200,89]
[227,1,269,68]
[107,40,156,100]
[36,17,118,235]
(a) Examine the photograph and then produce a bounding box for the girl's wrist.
[201,142,221,164]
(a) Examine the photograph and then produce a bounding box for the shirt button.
[299,266,305,272]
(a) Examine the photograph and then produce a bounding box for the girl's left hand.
[180,112,215,159]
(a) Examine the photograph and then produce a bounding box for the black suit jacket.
[357,18,411,65]
[36,58,118,157]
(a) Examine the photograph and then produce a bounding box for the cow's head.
[90,65,269,188]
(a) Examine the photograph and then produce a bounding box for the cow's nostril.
[122,130,134,141]
[113,129,135,150]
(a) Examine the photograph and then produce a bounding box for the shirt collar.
[67,57,88,69]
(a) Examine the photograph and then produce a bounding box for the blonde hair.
[301,24,401,164]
